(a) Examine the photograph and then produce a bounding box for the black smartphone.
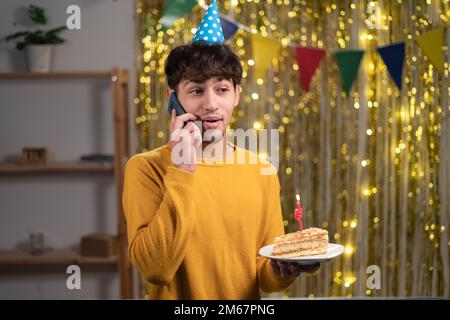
[168,92,187,116]
[168,92,202,130]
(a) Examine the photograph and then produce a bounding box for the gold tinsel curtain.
[134,0,450,298]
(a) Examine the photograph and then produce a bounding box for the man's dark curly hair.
[164,42,243,91]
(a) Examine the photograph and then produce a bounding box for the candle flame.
[296,193,300,202]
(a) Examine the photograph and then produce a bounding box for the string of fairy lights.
[135,0,450,297]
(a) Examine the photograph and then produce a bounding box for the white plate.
[258,243,344,265]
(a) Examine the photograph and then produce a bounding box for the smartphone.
[168,92,187,116]
[168,92,201,130]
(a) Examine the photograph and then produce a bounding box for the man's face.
[169,77,240,136]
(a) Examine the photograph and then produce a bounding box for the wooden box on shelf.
[22,147,47,165]
[81,233,118,257]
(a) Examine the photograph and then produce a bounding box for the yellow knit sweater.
[122,144,295,299]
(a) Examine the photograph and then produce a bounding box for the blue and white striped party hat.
[192,0,224,44]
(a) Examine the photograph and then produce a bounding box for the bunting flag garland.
[159,1,447,92]
[160,0,197,29]
[416,27,445,73]
[377,42,406,90]
[220,16,239,41]
[334,50,365,93]
[295,47,326,92]
[250,33,282,80]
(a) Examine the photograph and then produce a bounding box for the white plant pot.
[25,45,53,72]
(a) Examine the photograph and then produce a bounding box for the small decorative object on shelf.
[81,233,118,257]
[22,147,47,165]
[80,153,114,163]
[29,232,45,255]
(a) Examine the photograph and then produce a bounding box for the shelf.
[0,162,114,174]
[0,68,133,297]
[0,71,113,79]
[0,249,117,266]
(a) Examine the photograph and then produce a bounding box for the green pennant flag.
[161,0,197,28]
[334,50,365,93]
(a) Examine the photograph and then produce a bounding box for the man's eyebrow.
[215,78,235,86]
[183,77,230,87]
[183,79,206,86]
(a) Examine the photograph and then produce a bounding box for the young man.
[122,1,319,299]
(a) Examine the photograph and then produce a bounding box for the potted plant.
[4,5,67,72]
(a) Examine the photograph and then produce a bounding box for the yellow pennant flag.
[250,33,281,80]
[416,27,445,73]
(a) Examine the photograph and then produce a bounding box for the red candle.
[294,193,303,231]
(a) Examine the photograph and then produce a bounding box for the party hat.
[192,0,224,44]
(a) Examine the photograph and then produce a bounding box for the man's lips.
[201,115,223,122]
[201,115,223,129]
[202,119,222,130]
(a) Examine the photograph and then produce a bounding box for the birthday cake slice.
[271,227,329,258]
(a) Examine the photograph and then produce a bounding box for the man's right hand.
[169,109,202,173]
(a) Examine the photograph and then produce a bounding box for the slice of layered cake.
[272,227,329,258]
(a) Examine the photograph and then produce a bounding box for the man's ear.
[165,87,174,98]
[233,84,241,107]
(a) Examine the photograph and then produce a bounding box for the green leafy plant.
[4,5,66,50]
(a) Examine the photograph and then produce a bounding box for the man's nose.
[202,89,218,112]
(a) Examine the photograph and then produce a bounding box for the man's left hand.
[270,260,320,280]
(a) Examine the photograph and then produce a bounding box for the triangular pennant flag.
[295,47,326,91]
[334,50,364,93]
[161,0,197,29]
[416,27,445,73]
[377,42,405,89]
[192,0,224,43]
[250,34,282,80]
[220,16,239,40]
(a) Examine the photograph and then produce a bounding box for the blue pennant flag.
[377,42,406,89]
[220,16,239,40]
[192,0,224,44]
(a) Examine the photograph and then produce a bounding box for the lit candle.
[294,193,303,231]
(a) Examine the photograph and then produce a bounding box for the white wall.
[0,0,137,299]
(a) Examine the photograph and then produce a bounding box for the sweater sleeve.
[256,172,296,293]
[122,155,196,286]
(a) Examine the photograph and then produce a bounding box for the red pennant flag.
[295,47,326,91]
